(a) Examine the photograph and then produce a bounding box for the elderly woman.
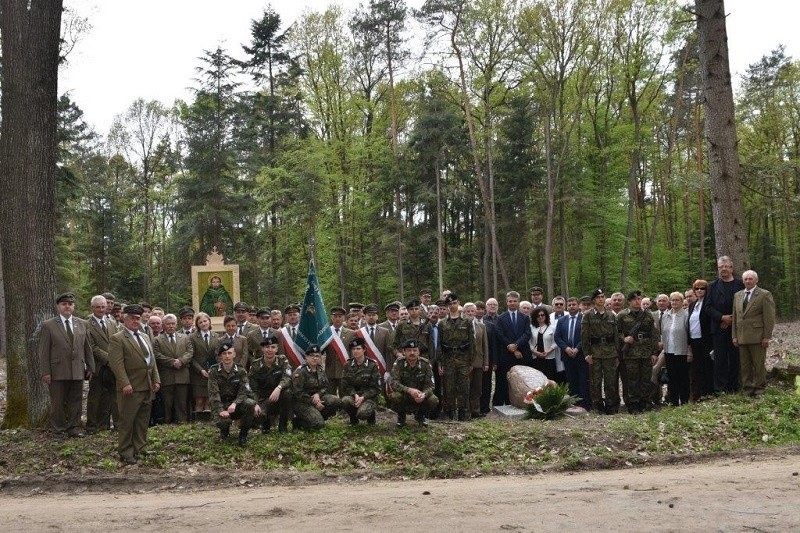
[530,307,558,380]
[661,291,691,405]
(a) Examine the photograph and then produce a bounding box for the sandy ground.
[1,452,798,532]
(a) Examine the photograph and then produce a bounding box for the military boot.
[278,414,288,433]
[349,413,359,426]
[238,427,249,447]
[261,417,271,434]
[415,409,428,427]
[367,412,376,425]
[219,425,230,441]
[396,410,406,428]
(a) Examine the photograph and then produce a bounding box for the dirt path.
[2,453,798,531]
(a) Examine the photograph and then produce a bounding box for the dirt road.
[2,452,798,531]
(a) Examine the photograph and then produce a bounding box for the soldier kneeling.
[292,345,342,430]
[208,342,257,446]
[389,339,439,427]
[249,335,292,433]
[341,337,380,425]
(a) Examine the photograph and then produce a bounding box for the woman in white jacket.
[530,307,558,380]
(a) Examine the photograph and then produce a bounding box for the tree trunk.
[0,0,64,428]
[695,0,749,271]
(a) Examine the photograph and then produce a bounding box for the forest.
[50,0,800,318]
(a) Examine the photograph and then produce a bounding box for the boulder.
[507,365,549,409]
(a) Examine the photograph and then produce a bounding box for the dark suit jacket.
[108,328,160,393]
[687,299,712,340]
[493,310,532,363]
[154,332,194,385]
[38,315,95,380]
[704,277,745,334]
[554,312,582,352]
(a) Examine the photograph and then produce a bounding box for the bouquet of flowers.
[524,380,578,420]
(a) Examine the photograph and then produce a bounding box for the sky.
[59,0,800,136]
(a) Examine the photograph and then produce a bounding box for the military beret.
[218,341,234,354]
[249,306,258,313]
[305,344,322,356]
[627,290,642,301]
[402,338,420,349]
[363,304,379,314]
[256,307,271,318]
[444,293,459,304]
[435,299,447,307]
[56,292,76,304]
[284,303,301,314]
[580,295,592,303]
[112,302,123,311]
[529,286,544,294]
[348,302,365,310]
[330,306,347,315]
[123,304,144,317]
[233,302,249,311]
[590,289,605,299]
[405,299,420,308]
[420,288,433,296]
[384,302,401,311]
[178,306,194,318]
[260,335,279,346]
[348,337,366,349]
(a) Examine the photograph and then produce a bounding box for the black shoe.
[367,412,376,425]
[120,455,137,465]
[396,412,406,428]
[238,428,249,447]
[219,426,230,441]
[349,414,359,426]
[415,414,428,427]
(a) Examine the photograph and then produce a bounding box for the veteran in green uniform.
[581,289,621,414]
[208,342,257,446]
[389,339,438,427]
[248,335,292,433]
[616,290,659,414]
[341,337,381,425]
[292,345,342,430]
[438,293,475,421]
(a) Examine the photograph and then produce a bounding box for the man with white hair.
[704,256,745,393]
[732,270,775,397]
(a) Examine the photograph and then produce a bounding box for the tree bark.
[695,0,749,271]
[0,0,64,428]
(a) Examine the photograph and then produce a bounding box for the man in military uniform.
[178,307,195,336]
[208,342,257,446]
[292,345,342,430]
[390,299,431,358]
[616,291,659,414]
[438,293,475,421]
[233,302,258,337]
[341,337,381,425]
[390,339,438,427]
[581,289,620,414]
[248,335,292,433]
[246,307,275,366]
[380,301,401,334]
[325,306,356,395]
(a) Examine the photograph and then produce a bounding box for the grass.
[0,383,798,484]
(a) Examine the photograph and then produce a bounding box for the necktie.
[335,328,340,336]
[512,311,516,327]
[204,333,209,346]
[432,325,438,350]
[369,327,375,340]
[134,332,150,364]
[170,334,176,345]
[238,324,244,335]
[744,291,751,309]
[567,315,575,345]
[291,327,296,341]
[65,319,74,343]
[263,330,268,340]
[99,319,106,334]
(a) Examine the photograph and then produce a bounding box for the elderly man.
[732,270,775,397]
[154,313,194,423]
[39,292,95,437]
[704,256,746,393]
[86,294,118,434]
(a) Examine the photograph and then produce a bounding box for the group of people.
[36,255,775,464]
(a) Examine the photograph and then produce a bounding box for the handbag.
[658,366,669,385]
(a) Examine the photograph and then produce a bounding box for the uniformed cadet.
[390,339,438,427]
[390,299,432,358]
[292,345,342,430]
[438,293,475,421]
[340,337,381,425]
[248,335,292,433]
[581,289,621,414]
[246,307,275,367]
[616,290,659,414]
[208,342,257,446]
[325,306,355,395]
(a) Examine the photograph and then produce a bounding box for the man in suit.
[555,297,590,410]
[233,302,258,337]
[86,294,119,433]
[220,314,249,367]
[108,304,160,464]
[704,255,746,393]
[380,301,401,334]
[178,307,195,336]
[492,291,533,407]
[154,313,194,423]
[246,307,275,366]
[732,270,775,397]
[464,303,489,418]
[530,287,552,314]
[324,306,356,395]
[39,292,95,437]
[480,298,500,414]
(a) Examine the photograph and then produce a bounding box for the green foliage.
[524,382,579,420]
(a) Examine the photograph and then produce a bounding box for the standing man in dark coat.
[492,291,532,406]
[704,256,745,394]
[39,292,95,437]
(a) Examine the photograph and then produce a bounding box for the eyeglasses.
[554,302,564,306]
[693,287,707,291]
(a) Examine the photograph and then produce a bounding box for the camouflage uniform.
[248,354,293,432]
[616,309,658,412]
[292,364,342,430]
[340,357,381,424]
[439,315,475,419]
[390,320,432,357]
[208,362,256,443]
[389,358,439,421]
[581,309,620,413]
